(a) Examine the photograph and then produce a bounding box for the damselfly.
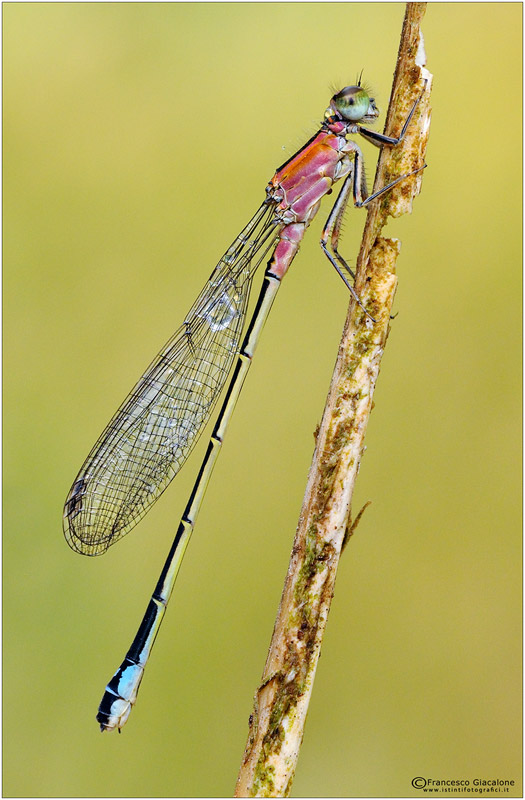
[64,81,423,732]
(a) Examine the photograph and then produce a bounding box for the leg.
[322,144,423,253]
[320,168,376,321]
[320,145,424,320]
[357,87,424,147]
[336,139,423,210]
[321,167,356,281]
[355,162,426,208]
[320,144,371,280]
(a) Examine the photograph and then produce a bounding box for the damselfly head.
[327,86,379,124]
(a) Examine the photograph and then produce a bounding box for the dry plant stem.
[235,4,432,797]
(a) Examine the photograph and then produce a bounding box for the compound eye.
[332,86,370,122]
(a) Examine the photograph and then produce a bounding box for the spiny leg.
[320,164,374,320]
[320,165,358,285]
[320,142,425,319]
[320,144,422,272]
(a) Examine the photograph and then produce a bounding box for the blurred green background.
[3,3,521,797]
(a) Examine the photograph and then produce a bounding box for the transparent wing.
[64,202,279,555]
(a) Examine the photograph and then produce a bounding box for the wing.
[64,202,279,555]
